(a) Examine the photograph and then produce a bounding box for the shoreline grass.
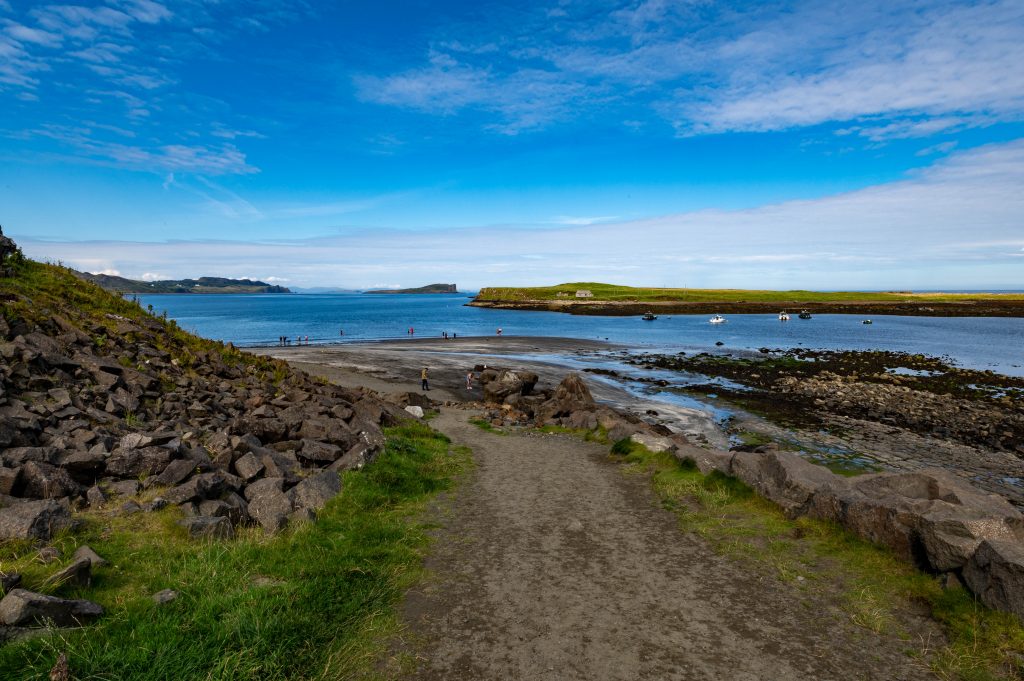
[476,282,1024,304]
[608,437,1024,681]
[0,422,470,680]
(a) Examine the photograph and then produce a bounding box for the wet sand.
[254,336,730,447]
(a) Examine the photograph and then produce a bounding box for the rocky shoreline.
[469,298,1024,317]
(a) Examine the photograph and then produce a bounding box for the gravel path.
[398,407,936,681]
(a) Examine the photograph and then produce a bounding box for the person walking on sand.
[466,371,473,390]
[421,367,429,391]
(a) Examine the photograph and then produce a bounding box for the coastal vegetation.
[472,283,1024,317]
[476,283,1024,304]
[0,423,470,679]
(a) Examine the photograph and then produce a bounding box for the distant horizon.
[4,1,1023,289]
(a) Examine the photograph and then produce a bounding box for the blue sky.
[2,0,1023,289]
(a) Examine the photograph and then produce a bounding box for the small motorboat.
[709,314,727,324]
[778,311,790,321]
[798,310,812,319]
[862,319,873,325]
[642,312,658,321]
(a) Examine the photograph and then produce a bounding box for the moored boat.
[863,319,873,325]
[778,311,790,321]
[642,312,657,321]
[798,310,812,319]
[709,314,727,324]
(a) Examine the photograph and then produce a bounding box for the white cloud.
[675,0,1024,136]
[19,139,1024,290]
[139,272,166,281]
[357,1,1024,138]
[91,268,122,276]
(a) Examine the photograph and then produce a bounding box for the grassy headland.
[471,283,1024,316]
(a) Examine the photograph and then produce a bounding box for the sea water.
[138,293,1024,376]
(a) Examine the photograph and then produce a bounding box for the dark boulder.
[0,589,103,627]
[180,515,234,540]
[289,470,341,512]
[0,499,73,540]
[964,539,1024,621]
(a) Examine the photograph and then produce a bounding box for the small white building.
[575,289,594,298]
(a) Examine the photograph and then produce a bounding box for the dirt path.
[397,408,936,681]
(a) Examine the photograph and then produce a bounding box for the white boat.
[778,311,790,321]
[709,314,727,324]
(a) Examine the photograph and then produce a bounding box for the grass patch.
[469,417,506,435]
[0,422,470,680]
[538,424,609,444]
[475,282,1024,304]
[607,438,1024,680]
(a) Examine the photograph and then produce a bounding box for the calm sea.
[139,293,1024,376]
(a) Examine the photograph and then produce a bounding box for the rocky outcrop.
[0,295,405,541]
[670,445,1024,620]
[774,374,1024,454]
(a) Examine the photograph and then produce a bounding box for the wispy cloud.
[355,0,1024,139]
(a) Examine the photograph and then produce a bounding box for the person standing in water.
[421,367,429,391]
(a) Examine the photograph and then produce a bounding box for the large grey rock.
[297,418,356,448]
[19,462,82,499]
[298,439,342,464]
[673,443,735,476]
[247,485,293,533]
[0,499,73,540]
[181,515,234,540]
[154,459,199,487]
[0,589,103,627]
[289,470,341,512]
[233,452,264,482]
[0,466,21,495]
[732,451,845,519]
[71,545,108,568]
[482,369,540,404]
[629,432,675,454]
[43,558,91,589]
[104,447,172,478]
[163,471,241,505]
[964,539,1024,621]
[243,477,284,502]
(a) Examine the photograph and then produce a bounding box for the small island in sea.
[76,271,292,294]
[364,283,458,294]
[470,282,1024,317]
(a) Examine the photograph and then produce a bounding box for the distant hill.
[75,271,291,294]
[365,283,458,294]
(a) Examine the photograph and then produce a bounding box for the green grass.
[469,417,506,435]
[608,438,1024,681]
[475,282,1024,304]
[0,422,470,680]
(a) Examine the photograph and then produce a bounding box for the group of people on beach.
[277,335,310,346]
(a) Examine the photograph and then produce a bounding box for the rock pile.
[0,278,409,542]
[775,374,1024,454]
[478,370,1024,621]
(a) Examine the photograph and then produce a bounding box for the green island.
[365,283,458,294]
[75,271,291,294]
[471,282,1024,317]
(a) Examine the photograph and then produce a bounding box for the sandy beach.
[254,335,731,446]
